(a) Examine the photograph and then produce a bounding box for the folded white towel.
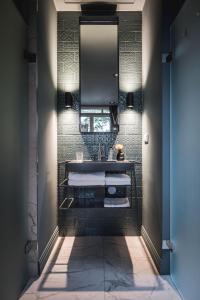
[104,203,130,208]
[68,172,105,181]
[105,174,131,186]
[106,173,131,181]
[68,179,105,186]
[106,180,131,186]
[104,197,130,208]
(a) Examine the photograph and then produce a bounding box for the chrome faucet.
[98,143,105,161]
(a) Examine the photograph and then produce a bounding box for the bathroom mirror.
[80,22,119,106]
[80,106,119,133]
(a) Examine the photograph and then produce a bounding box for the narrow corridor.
[20,237,181,300]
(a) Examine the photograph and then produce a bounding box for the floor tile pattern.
[20,236,182,300]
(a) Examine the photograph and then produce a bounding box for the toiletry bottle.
[108,147,114,161]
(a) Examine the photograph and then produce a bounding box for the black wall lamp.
[65,92,73,108]
[126,92,134,108]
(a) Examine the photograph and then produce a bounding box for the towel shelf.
[59,196,131,209]
[58,160,141,210]
[59,182,131,188]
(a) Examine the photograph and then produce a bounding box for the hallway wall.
[142,0,185,274]
[37,0,58,270]
[142,0,163,272]
[0,0,29,299]
[171,0,200,298]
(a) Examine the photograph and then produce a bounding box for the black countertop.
[59,160,141,172]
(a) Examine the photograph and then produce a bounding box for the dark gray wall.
[142,0,163,267]
[171,0,200,298]
[37,0,57,257]
[12,0,29,23]
[142,0,185,274]
[57,12,142,235]
[0,0,29,299]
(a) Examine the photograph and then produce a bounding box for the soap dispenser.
[108,147,114,161]
[115,144,125,161]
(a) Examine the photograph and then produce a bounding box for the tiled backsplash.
[57,12,142,161]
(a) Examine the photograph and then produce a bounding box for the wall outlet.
[144,133,149,144]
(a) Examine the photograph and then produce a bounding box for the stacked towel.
[104,197,130,208]
[105,174,131,186]
[68,172,105,186]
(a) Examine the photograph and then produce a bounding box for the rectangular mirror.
[80,106,119,133]
[80,22,119,106]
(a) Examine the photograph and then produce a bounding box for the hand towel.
[104,197,130,208]
[68,179,105,186]
[105,174,131,186]
[68,172,105,181]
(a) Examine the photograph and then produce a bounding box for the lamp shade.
[65,92,73,108]
[126,92,134,108]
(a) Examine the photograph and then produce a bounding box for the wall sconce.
[65,92,73,108]
[126,92,134,108]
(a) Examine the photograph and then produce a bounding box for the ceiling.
[54,0,146,11]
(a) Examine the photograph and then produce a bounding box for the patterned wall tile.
[135,31,142,42]
[58,31,74,41]
[58,20,64,31]
[58,52,74,63]
[119,31,136,42]
[74,52,79,62]
[57,12,143,223]
[58,124,79,135]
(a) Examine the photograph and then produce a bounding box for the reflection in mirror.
[80,106,119,133]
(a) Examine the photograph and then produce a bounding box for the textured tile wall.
[57,12,142,234]
[57,12,142,157]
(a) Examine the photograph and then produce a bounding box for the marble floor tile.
[124,236,144,248]
[20,236,182,300]
[103,236,144,251]
[41,271,104,292]
[47,246,104,267]
[150,289,181,300]
[20,294,37,300]
[104,272,162,293]
[129,246,151,259]
[60,236,76,248]
[105,275,182,299]
[105,290,152,300]
[47,256,104,274]
[131,257,156,275]
[26,266,104,293]
[149,276,182,300]
[104,256,155,278]
[22,291,105,300]
[62,236,103,249]
[103,236,150,260]
[67,244,104,258]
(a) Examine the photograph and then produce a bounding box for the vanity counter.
[59,160,141,172]
[58,160,142,236]
[58,160,141,194]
